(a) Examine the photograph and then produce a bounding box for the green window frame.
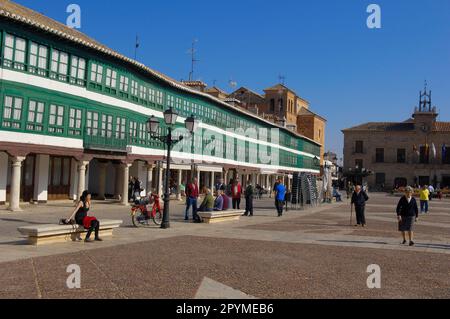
[167,95,174,108]
[26,99,45,132]
[48,104,65,134]
[3,33,26,70]
[105,68,118,94]
[115,117,126,140]
[156,90,163,106]
[129,120,138,143]
[29,41,48,76]
[101,114,113,138]
[90,62,103,89]
[119,75,129,98]
[148,87,156,104]
[70,56,86,86]
[68,107,82,136]
[2,95,23,129]
[139,84,147,102]
[86,111,99,136]
[50,49,69,82]
[175,97,182,112]
[131,80,139,100]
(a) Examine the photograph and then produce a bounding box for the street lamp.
[147,109,198,229]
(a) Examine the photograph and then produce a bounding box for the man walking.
[351,185,369,227]
[274,178,286,217]
[244,178,254,216]
[185,177,199,221]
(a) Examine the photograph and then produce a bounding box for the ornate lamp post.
[147,109,198,229]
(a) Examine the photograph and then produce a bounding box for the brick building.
[342,87,450,190]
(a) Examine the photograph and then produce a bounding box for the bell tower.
[413,82,437,134]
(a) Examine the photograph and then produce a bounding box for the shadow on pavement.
[0,218,50,225]
[415,243,450,250]
[318,239,389,245]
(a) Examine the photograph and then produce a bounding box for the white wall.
[70,159,78,200]
[33,154,50,202]
[0,152,8,203]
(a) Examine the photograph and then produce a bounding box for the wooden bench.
[198,210,245,224]
[17,219,123,246]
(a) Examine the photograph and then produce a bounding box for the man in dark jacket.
[243,178,254,217]
[351,185,369,227]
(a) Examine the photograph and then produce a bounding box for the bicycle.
[131,193,163,227]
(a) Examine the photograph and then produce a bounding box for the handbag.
[59,218,75,225]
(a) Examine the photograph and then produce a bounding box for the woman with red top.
[231,178,242,210]
[67,191,102,243]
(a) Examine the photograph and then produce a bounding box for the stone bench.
[198,210,245,224]
[17,219,123,246]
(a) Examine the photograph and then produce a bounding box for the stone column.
[0,152,9,205]
[224,170,228,185]
[121,163,131,206]
[97,161,107,200]
[177,169,183,200]
[33,154,50,203]
[9,156,26,212]
[197,170,201,186]
[77,160,89,202]
[146,164,154,195]
[210,171,215,192]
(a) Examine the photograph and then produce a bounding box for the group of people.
[350,183,425,247]
[182,176,289,222]
[65,170,430,248]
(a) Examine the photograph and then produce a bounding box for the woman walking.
[396,186,419,247]
[67,191,102,243]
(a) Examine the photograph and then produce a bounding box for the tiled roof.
[0,0,322,146]
[205,86,228,95]
[342,122,415,132]
[298,108,327,122]
[231,87,265,100]
[343,121,450,132]
[181,81,207,87]
[434,122,450,132]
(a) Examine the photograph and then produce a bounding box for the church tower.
[413,83,437,134]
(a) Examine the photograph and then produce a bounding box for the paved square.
[0,193,449,299]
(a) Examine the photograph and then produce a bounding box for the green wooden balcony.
[83,133,128,152]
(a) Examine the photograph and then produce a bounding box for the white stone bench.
[198,210,245,224]
[17,219,123,246]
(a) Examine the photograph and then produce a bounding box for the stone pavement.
[0,193,449,299]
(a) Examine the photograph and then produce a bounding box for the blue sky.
[14,0,450,158]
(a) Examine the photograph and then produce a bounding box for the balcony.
[83,133,128,152]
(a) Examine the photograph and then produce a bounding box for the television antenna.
[188,39,199,81]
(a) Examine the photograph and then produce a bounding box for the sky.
[14,0,450,159]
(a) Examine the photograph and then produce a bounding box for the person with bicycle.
[185,177,200,222]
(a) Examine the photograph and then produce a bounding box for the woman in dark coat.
[396,186,419,246]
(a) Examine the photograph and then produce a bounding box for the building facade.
[0,0,321,210]
[342,88,450,190]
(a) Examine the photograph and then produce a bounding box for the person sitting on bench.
[199,189,215,212]
[214,190,224,211]
[66,191,102,243]
[333,187,342,202]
